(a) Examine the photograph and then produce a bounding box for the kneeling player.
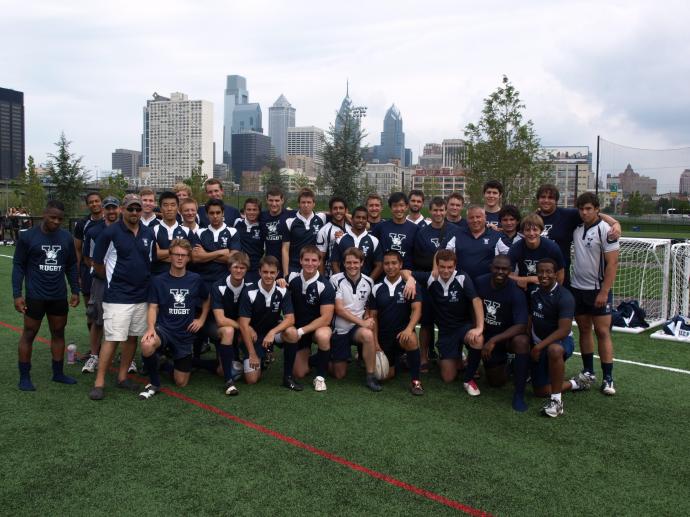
[139,240,210,399]
[238,256,297,387]
[474,255,530,411]
[529,258,580,417]
[329,247,379,391]
[369,250,424,395]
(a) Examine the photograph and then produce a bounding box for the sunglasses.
[126,206,142,213]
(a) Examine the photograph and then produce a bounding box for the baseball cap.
[103,196,120,208]
[122,194,143,208]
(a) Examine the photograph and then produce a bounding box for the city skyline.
[3,0,690,190]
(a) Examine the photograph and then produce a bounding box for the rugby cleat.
[463,380,481,397]
[138,384,159,400]
[601,379,616,396]
[81,355,99,374]
[410,380,424,396]
[542,398,564,418]
[224,380,239,396]
[127,360,138,374]
[282,376,304,391]
[313,376,327,392]
[570,370,595,391]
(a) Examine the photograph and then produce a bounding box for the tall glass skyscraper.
[377,104,405,165]
[268,94,295,162]
[223,75,262,165]
[0,87,24,180]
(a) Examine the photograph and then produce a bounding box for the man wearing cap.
[89,194,155,400]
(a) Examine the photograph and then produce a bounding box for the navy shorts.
[379,333,405,366]
[331,327,359,362]
[240,334,267,360]
[482,335,509,368]
[530,335,575,388]
[297,331,316,351]
[435,324,472,360]
[570,287,613,317]
[25,298,69,321]
[156,325,194,361]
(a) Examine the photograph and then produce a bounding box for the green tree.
[100,171,128,200]
[292,172,311,191]
[320,105,367,208]
[464,76,549,209]
[261,159,288,193]
[16,155,46,216]
[183,160,207,201]
[626,191,645,216]
[46,132,88,216]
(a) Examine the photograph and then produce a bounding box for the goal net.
[651,242,690,342]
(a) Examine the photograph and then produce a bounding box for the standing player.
[90,194,155,400]
[260,186,295,264]
[73,192,103,314]
[446,206,500,281]
[12,201,80,390]
[330,206,382,280]
[197,179,241,228]
[475,255,531,411]
[407,190,429,227]
[138,239,210,399]
[508,214,565,291]
[234,198,263,283]
[372,192,418,270]
[139,188,160,228]
[494,205,522,255]
[369,250,424,396]
[151,191,194,276]
[284,246,335,392]
[281,188,327,276]
[446,192,468,230]
[569,192,620,395]
[193,198,241,288]
[483,180,503,228]
[237,256,298,388]
[329,247,379,391]
[529,258,581,417]
[316,196,349,276]
[365,193,385,231]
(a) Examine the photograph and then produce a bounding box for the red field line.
[1,318,492,516]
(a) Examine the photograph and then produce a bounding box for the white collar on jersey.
[383,276,403,296]
[432,271,458,296]
[299,271,319,293]
[225,276,245,293]
[296,211,316,227]
[207,223,228,240]
[258,282,276,306]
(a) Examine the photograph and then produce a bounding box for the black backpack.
[612,300,649,328]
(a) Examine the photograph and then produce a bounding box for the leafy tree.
[100,171,128,200]
[261,159,288,193]
[292,171,311,191]
[464,76,549,209]
[16,155,46,216]
[320,104,367,208]
[46,132,88,216]
[626,191,645,216]
[183,160,207,201]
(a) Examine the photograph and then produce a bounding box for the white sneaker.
[570,370,595,391]
[313,375,327,392]
[463,380,481,396]
[82,355,99,374]
[601,379,616,396]
[542,398,564,418]
[138,384,159,400]
[128,360,138,374]
[224,380,239,396]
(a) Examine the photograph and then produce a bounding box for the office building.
[231,131,272,181]
[442,139,466,169]
[364,163,402,196]
[287,126,325,165]
[112,148,141,178]
[617,163,657,198]
[411,167,466,198]
[679,169,690,195]
[375,104,405,165]
[223,75,262,165]
[268,95,295,162]
[542,146,592,207]
[419,143,443,169]
[0,87,24,180]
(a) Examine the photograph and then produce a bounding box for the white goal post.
[651,242,690,342]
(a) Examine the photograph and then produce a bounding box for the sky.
[2,0,690,192]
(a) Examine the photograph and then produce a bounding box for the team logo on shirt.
[221,236,228,247]
[361,245,370,256]
[389,233,407,256]
[431,238,440,248]
[525,260,538,274]
[585,235,595,248]
[265,221,280,240]
[40,245,62,271]
[306,292,318,305]
[483,238,490,245]
[272,299,281,311]
[358,288,368,301]
[252,229,261,239]
[396,291,406,303]
[142,238,150,248]
[448,289,459,302]
[537,302,543,311]
[541,225,552,237]
[169,289,190,314]
[484,300,500,325]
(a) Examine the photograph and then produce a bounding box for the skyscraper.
[442,139,466,168]
[287,126,324,164]
[142,92,213,188]
[231,132,272,181]
[375,104,405,166]
[0,87,25,180]
[679,169,690,195]
[268,94,295,161]
[223,75,262,165]
[112,148,142,178]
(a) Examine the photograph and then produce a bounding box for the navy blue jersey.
[371,219,419,269]
[260,208,296,261]
[331,230,382,277]
[211,277,254,320]
[495,231,522,255]
[407,215,429,228]
[474,273,528,337]
[368,219,386,233]
[508,238,565,277]
[529,283,575,341]
[485,210,501,228]
[539,207,581,268]
[140,214,160,229]
[151,222,194,275]
[74,215,103,247]
[369,277,421,339]
[316,221,350,276]
[446,228,500,281]
[281,212,327,270]
[197,203,241,229]
[92,220,155,304]
[82,219,106,262]
[413,271,478,329]
[148,271,209,348]
[196,224,242,285]
[12,225,79,299]
[287,272,336,327]
[413,223,459,271]
[446,218,469,232]
[238,284,294,335]
[234,218,263,272]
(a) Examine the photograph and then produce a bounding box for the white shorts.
[102,302,148,342]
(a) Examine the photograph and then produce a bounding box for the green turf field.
[1,247,689,517]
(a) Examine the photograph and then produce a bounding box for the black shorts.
[379,334,405,366]
[482,334,509,368]
[156,326,194,362]
[570,287,613,317]
[25,298,69,321]
[331,327,359,362]
[435,324,472,360]
[297,332,316,351]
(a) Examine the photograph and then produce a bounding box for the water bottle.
[67,342,77,364]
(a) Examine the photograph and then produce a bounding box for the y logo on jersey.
[361,244,370,256]
[265,221,280,239]
[169,289,191,315]
[389,233,406,255]
[541,225,552,237]
[221,236,228,247]
[448,289,459,302]
[484,300,500,325]
[40,245,62,271]
[430,238,440,248]
[525,260,538,274]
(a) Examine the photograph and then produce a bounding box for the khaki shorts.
[102,302,148,342]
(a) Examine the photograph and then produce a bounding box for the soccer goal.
[651,242,690,342]
[608,237,671,333]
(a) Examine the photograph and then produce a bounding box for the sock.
[551,392,562,402]
[283,344,296,378]
[18,361,35,391]
[316,349,329,378]
[602,362,613,381]
[462,348,481,383]
[218,344,235,382]
[308,353,317,368]
[51,360,77,384]
[233,345,241,362]
[407,348,421,381]
[513,353,529,396]
[582,353,595,374]
[143,354,161,387]
[512,392,528,412]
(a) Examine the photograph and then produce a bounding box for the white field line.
[572,352,690,375]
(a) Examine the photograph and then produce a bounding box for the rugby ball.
[374,351,389,381]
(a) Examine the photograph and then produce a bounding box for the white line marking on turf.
[0,254,13,259]
[573,352,690,375]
